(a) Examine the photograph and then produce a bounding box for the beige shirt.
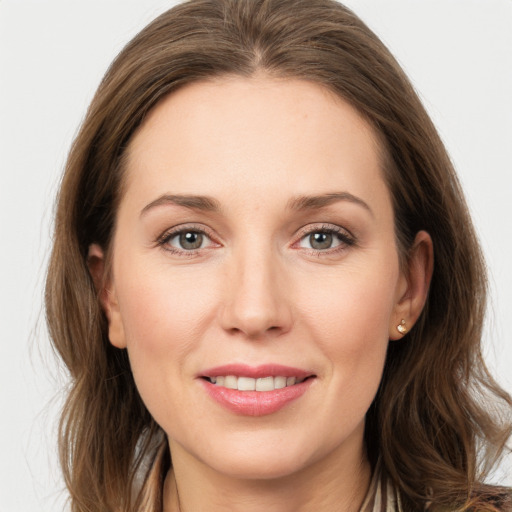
[359,462,403,512]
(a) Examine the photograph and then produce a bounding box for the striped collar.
[359,461,403,512]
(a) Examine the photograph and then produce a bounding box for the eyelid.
[292,223,356,252]
[156,223,221,254]
[155,222,356,257]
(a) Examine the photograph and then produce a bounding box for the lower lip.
[201,378,313,416]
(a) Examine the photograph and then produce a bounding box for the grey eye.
[161,226,217,253]
[309,232,333,250]
[178,231,204,250]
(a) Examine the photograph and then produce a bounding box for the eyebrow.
[140,194,221,217]
[140,191,373,217]
[287,192,373,216]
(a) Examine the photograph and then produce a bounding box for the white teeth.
[224,375,238,389]
[237,376,256,391]
[211,375,306,391]
[274,376,287,389]
[286,377,296,386]
[256,376,274,391]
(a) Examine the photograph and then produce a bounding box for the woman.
[45,0,512,510]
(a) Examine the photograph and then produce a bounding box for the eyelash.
[156,223,356,257]
[156,224,218,258]
[294,224,356,256]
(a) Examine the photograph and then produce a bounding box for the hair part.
[45,0,512,510]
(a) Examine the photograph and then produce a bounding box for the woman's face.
[101,77,415,480]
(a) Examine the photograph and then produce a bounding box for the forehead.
[123,76,388,211]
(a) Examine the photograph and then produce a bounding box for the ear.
[87,244,127,349]
[389,231,433,340]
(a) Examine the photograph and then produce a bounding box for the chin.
[212,452,312,481]
[191,432,332,481]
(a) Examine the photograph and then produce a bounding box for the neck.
[163,433,371,512]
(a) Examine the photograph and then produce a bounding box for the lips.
[199,364,315,416]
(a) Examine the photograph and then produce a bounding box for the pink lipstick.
[199,364,315,416]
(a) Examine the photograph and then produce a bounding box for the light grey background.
[1,0,511,510]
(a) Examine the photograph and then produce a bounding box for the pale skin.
[88,76,433,512]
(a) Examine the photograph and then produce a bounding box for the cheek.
[297,262,398,345]
[294,259,398,396]
[113,264,220,426]
[116,262,216,355]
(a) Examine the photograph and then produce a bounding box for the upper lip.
[199,363,314,379]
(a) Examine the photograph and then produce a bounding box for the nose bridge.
[221,237,291,338]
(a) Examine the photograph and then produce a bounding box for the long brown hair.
[45,0,512,510]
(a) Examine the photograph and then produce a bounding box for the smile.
[199,364,316,416]
[206,375,306,391]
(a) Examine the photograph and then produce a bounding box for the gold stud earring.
[397,319,407,335]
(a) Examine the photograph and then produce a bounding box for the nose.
[220,247,293,339]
